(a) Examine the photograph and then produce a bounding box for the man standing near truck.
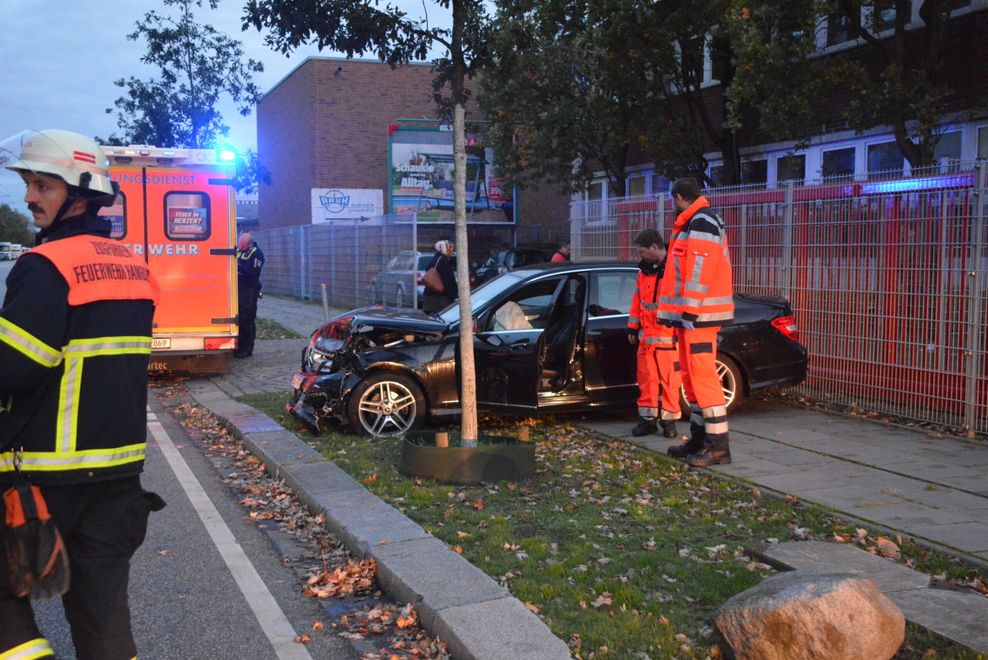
[235,232,264,358]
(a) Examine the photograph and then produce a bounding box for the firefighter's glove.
[627,330,639,345]
[3,483,70,600]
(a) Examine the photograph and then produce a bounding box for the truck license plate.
[151,338,171,349]
[290,374,303,391]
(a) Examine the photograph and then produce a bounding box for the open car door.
[534,276,586,397]
[474,276,565,410]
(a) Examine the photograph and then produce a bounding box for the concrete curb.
[185,380,572,660]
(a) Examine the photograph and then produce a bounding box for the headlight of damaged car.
[307,337,345,372]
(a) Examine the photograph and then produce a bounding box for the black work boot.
[631,417,658,437]
[659,420,678,439]
[687,429,731,467]
[667,435,703,458]
[686,448,732,467]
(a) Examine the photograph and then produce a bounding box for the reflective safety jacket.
[0,213,159,484]
[628,257,673,344]
[659,196,734,328]
[236,243,265,290]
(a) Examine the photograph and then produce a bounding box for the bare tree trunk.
[452,0,478,446]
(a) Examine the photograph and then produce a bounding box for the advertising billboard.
[388,123,516,224]
[311,188,384,223]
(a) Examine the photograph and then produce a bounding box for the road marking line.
[147,411,313,660]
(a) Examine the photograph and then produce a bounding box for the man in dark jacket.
[236,232,265,358]
[0,129,162,659]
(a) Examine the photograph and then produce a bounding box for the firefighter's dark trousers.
[676,326,729,451]
[238,284,260,356]
[0,476,153,660]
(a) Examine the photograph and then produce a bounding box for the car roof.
[512,261,637,275]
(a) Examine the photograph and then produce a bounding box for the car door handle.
[509,341,530,351]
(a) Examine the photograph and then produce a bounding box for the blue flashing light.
[218,149,237,162]
[860,174,974,195]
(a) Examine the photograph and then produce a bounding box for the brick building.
[256,57,570,262]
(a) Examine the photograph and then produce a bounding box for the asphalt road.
[23,391,356,659]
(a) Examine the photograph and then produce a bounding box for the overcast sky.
[0,0,451,154]
[0,1,458,210]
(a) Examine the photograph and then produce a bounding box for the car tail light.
[771,315,800,342]
[205,337,237,350]
[416,271,425,285]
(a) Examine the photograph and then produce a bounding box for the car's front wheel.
[679,355,745,415]
[347,371,425,437]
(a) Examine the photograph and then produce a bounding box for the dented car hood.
[337,306,450,336]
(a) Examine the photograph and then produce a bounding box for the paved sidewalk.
[218,294,988,654]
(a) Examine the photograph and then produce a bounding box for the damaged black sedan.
[287,262,808,437]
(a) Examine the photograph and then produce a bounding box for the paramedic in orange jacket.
[627,229,681,438]
[659,177,734,467]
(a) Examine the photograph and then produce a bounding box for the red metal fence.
[571,167,988,435]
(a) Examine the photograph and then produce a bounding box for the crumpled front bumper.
[286,368,359,432]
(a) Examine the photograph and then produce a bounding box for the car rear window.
[417,255,433,270]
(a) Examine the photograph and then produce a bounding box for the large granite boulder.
[715,571,904,660]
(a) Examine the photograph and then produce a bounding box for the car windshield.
[435,268,540,324]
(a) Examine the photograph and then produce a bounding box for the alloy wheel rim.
[680,359,736,408]
[357,380,417,436]
[716,360,736,407]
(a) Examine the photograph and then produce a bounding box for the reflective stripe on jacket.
[659,196,734,328]
[628,259,674,342]
[237,244,264,289]
[0,220,158,483]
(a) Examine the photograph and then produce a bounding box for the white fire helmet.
[0,129,116,202]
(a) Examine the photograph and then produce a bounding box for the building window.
[777,154,806,185]
[827,13,854,46]
[651,173,670,195]
[709,165,725,187]
[978,127,988,160]
[933,131,963,165]
[741,159,768,187]
[587,180,604,202]
[822,147,855,181]
[867,141,904,179]
[873,1,910,31]
[627,174,646,197]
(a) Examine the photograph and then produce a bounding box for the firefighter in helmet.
[0,129,163,659]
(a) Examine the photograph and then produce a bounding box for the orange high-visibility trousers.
[636,333,682,420]
[677,326,729,450]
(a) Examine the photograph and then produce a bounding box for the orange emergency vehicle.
[100,145,239,373]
